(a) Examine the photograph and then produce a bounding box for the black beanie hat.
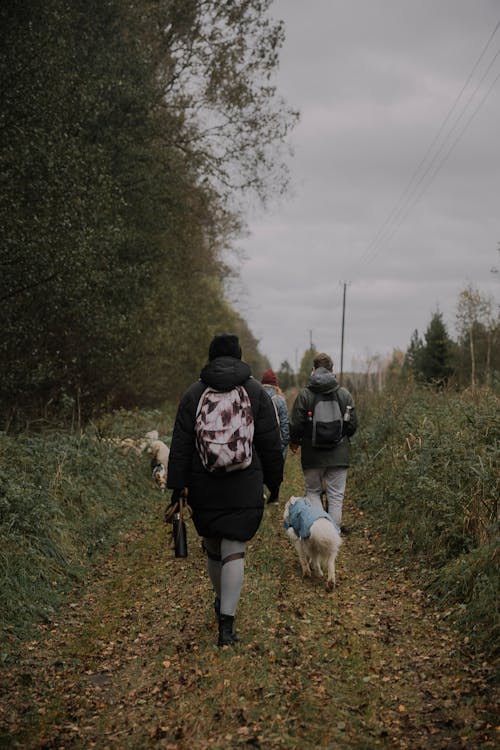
[208,333,242,361]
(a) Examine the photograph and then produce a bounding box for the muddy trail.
[0,458,497,749]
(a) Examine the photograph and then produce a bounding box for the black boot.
[218,614,239,647]
[213,596,220,619]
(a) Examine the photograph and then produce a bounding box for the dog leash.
[164,491,192,524]
[164,492,191,558]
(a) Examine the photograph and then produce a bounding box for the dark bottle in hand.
[172,511,188,558]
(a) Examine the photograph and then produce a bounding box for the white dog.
[150,439,170,466]
[145,430,159,446]
[283,496,342,591]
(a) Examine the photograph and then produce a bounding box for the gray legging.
[203,537,246,617]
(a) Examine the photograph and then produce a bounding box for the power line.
[360,66,500,263]
[351,17,500,272]
[360,43,500,268]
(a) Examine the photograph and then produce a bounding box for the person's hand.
[171,488,183,505]
[164,488,183,522]
[289,443,300,455]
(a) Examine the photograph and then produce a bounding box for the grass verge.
[0,407,171,658]
[350,384,499,659]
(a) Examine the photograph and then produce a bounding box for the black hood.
[200,356,252,391]
[307,367,339,394]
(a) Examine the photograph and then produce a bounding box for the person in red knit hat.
[261,369,290,504]
[261,368,277,386]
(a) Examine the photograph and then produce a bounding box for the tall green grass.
[0,408,171,660]
[351,384,499,657]
[1,393,498,664]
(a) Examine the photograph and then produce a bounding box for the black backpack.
[310,391,344,449]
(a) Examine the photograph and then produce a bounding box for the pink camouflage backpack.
[195,385,255,473]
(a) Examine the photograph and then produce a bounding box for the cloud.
[235,0,500,371]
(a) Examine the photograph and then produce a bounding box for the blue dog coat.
[283,497,340,539]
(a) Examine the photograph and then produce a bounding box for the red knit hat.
[261,369,278,386]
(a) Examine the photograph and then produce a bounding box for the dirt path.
[0,459,497,749]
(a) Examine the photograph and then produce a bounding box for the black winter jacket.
[167,356,284,541]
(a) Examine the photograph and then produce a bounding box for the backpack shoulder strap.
[240,378,263,420]
[195,385,211,418]
[335,387,348,413]
[269,392,280,421]
[309,389,320,406]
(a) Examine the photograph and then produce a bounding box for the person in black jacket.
[167,333,284,647]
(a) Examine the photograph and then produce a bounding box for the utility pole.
[339,282,349,384]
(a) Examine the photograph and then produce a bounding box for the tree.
[0,0,297,426]
[277,360,295,391]
[146,0,299,207]
[404,330,424,382]
[297,346,317,387]
[386,349,406,385]
[456,284,499,389]
[419,312,456,387]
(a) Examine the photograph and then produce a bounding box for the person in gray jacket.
[289,352,357,528]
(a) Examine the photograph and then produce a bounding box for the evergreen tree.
[419,312,457,386]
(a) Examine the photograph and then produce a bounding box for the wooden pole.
[340,282,347,384]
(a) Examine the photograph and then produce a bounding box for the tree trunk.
[469,325,476,391]
[485,332,491,388]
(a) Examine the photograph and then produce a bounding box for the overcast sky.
[232,0,500,373]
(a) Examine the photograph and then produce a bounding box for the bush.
[352,384,499,656]
[432,539,499,657]
[0,420,164,659]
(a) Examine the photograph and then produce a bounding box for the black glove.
[170,488,183,506]
[164,488,183,523]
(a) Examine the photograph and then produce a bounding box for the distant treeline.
[0,1,297,430]
[274,288,500,395]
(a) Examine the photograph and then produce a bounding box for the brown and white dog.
[149,439,170,466]
[150,440,170,491]
[283,496,342,591]
[152,460,167,491]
